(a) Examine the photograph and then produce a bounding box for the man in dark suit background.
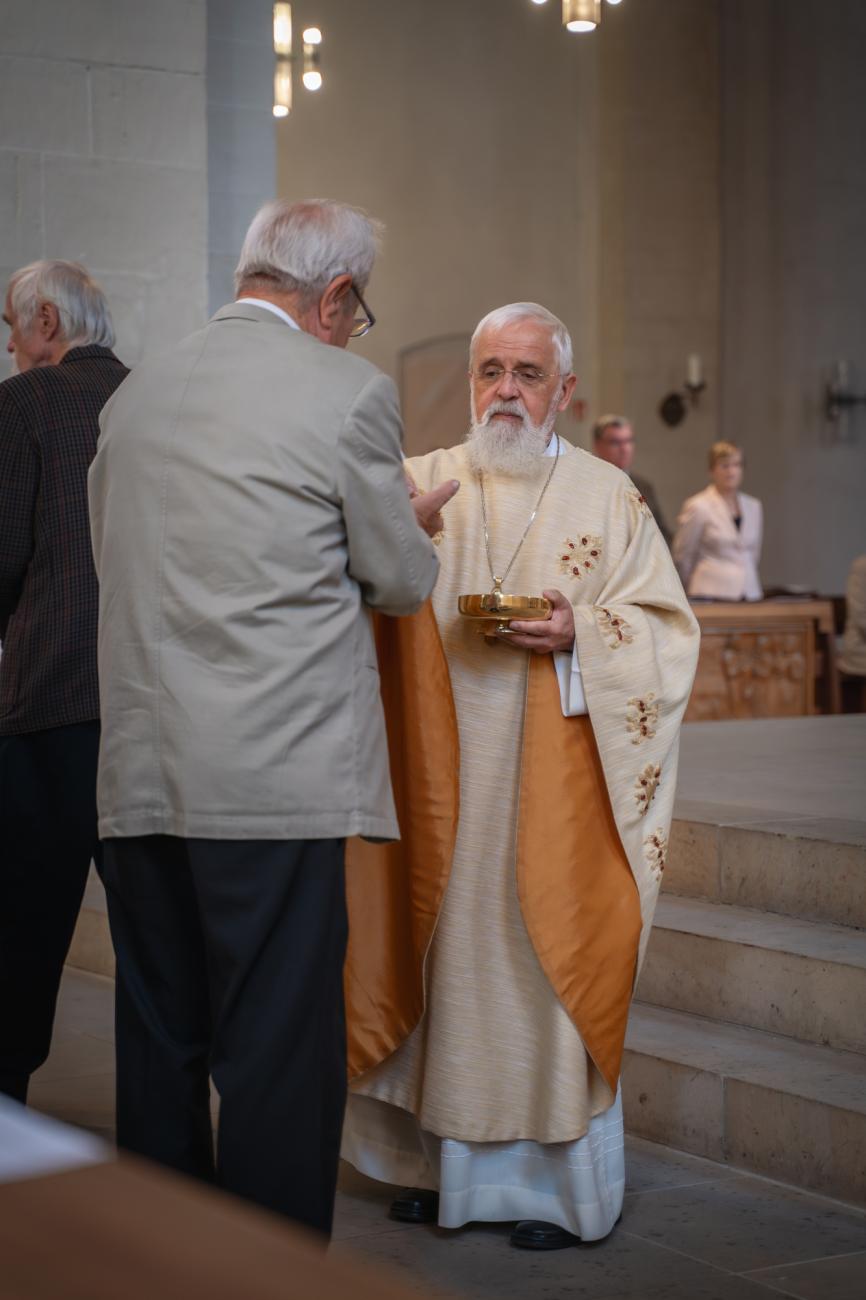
[592,413,672,545]
[0,260,128,1104]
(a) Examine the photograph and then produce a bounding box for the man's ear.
[38,301,62,342]
[556,373,577,413]
[318,273,353,336]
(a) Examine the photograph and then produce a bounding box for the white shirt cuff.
[553,640,587,716]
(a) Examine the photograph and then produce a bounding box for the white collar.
[543,433,566,457]
[236,298,300,331]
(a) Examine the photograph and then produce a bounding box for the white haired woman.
[672,441,763,600]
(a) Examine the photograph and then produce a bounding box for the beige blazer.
[88,303,438,841]
[673,484,763,600]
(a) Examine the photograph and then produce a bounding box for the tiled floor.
[30,968,866,1300]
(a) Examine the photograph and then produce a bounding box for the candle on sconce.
[687,354,702,388]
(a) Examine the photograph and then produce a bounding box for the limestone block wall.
[206,0,275,314]
[0,0,208,377]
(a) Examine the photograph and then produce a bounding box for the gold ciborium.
[458,580,551,637]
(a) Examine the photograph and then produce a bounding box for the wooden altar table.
[685,599,838,722]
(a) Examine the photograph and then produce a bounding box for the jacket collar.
[210,301,303,329]
[59,345,118,364]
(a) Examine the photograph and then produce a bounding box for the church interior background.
[1,1,864,1297]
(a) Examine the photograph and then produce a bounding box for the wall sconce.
[659,355,707,427]
[825,360,865,441]
[273,4,324,117]
[563,0,601,31]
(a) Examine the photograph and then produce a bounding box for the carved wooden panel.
[687,623,815,721]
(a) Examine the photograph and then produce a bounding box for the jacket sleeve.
[0,389,38,639]
[337,371,439,616]
[671,495,705,590]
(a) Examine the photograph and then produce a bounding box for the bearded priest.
[340,303,700,1250]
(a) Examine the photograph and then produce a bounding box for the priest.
[341,303,700,1250]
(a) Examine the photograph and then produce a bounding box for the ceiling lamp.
[563,0,601,32]
[272,4,324,115]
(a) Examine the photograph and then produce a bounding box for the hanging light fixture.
[272,5,324,115]
[273,2,292,116]
[563,0,602,32]
[302,26,323,91]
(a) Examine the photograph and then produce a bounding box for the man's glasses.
[472,364,560,389]
[349,283,375,339]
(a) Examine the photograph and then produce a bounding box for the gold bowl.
[458,592,551,635]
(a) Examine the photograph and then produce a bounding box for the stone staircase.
[624,818,866,1206]
[72,812,866,1205]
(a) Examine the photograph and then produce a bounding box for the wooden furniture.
[0,1156,419,1300]
[686,599,838,722]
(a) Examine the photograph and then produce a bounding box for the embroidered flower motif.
[596,607,634,649]
[635,762,661,815]
[628,489,652,518]
[558,535,603,579]
[644,828,668,881]
[626,693,659,745]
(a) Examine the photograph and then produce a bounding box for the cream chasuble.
[343,438,699,1234]
[346,437,698,1141]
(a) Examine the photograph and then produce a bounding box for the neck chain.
[478,435,560,592]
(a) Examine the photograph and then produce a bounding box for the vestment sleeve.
[337,372,439,617]
[0,390,38,639]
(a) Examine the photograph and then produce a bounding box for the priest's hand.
[409,478,460,538]
[503,588,575,654]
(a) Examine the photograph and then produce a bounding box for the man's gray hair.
[593,414,630,442]
[234,199,382,303]
[9,260,115,348]
[470,302,574,375]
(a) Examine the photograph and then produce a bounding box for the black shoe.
[510,1215,621,1250]
[389,1187,439,1224]
[510,1220,579,1250]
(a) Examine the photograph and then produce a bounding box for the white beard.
[464,398,558,477]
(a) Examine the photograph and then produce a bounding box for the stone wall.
[274,0,722,530]
[0,0,209,376]
[275,0,596,450]
[720,0,866,591]
[206,0,275,314]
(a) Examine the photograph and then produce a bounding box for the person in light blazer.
[673,441,763,600]
[88,199,456,1239]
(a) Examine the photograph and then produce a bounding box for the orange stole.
[345,607,642,1092]
[344,602,459,1079]
[518,656,642,1092]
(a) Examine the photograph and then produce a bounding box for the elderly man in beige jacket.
[88,199,454,1238]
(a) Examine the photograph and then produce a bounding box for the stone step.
[666,818,866,929]
[623,1001,866,1206]
[637,895,866,1054]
